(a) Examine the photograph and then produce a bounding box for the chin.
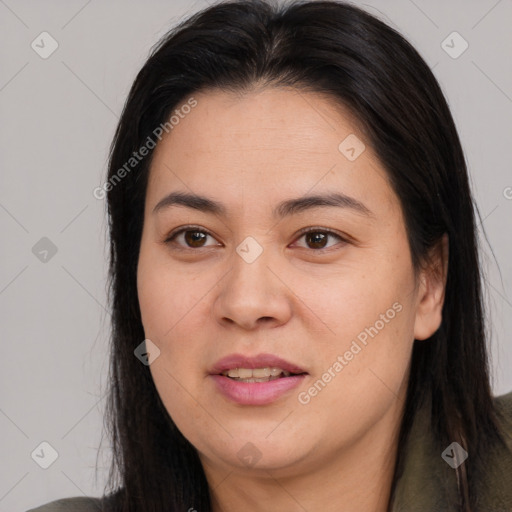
[202,433,312,474]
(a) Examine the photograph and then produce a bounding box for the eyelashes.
[164,226,217,250]
[163,225,349,253]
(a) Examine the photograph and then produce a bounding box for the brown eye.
[183,230,208,248]
[294,228,347,251]
[305,232,328,249]
[165,227,219,249]
[164,226,347,252]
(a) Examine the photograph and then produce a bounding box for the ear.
[413,233,449,341]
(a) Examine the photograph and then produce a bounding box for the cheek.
[137,258,207,437]
[296,300,414,455]
[309,258,413,349]
[137,244,214,399]
[137,243,210,340]
[302,248,416,407]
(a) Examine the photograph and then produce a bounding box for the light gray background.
[1,0,511,510]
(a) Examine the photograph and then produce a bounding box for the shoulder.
[490,390,512,458]
[26,496,103,512]
[391,390,512,511]
[473,391,512,509]
[494,390,512,424]
[491,391,512,451]
[489,390,512,468]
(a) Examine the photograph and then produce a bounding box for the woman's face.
[137,87,445,476]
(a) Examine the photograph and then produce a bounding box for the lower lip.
[210,374,307,405]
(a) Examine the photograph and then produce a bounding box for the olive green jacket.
[27,392,512,512]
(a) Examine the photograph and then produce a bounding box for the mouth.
[219,367,308,383]
[209,353,308,404]
[210,352,308,379]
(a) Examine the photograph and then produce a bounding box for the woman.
[29,0,512,511]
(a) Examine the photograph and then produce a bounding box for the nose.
[212,244,293,331]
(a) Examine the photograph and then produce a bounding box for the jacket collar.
[392,392,512,511]
[392,396,458,511]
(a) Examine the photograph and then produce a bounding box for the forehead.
[154,86,364,157]
[146,87,395,215]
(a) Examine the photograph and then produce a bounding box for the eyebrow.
[152,191,374,218]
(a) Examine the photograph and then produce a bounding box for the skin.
[136,86,448,512]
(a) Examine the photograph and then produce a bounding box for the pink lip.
[209,353,307,375]
[209,353,308,405]
[210,374,307,405]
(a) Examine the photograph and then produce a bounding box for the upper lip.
[210,353,307,375]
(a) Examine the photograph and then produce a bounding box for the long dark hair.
[99,1,508,510]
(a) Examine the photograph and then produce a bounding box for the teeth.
[238,368,253,379]
[222,367,292,379]
[253,368,271,378]
[235,377,279,383]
